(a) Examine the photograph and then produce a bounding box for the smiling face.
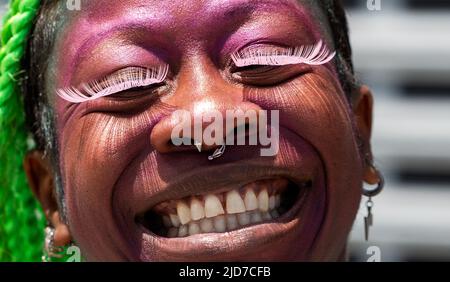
[24,0,375,261]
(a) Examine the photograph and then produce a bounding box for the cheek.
[244,69,363,258]
[244,70,359,163]
[57,106,160,259]
[61,113,150,191]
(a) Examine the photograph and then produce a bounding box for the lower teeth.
[164,208,282,238]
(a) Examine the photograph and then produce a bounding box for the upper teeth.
[157,181,284,237]
[205,194,225,218]
[226,190,246,214]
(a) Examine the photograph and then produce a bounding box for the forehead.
[59,0,330,40]
[77,0,323,19]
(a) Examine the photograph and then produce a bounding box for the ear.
[23,151,71,247]
[352,85,379,185]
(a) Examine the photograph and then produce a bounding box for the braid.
[320,0,358,97]
[0,0,43,261]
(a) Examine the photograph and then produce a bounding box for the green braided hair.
[0,0,43,262]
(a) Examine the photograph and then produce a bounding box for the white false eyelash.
[231,40,336,67]
[56,64,169,103]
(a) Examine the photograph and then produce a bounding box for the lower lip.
[137,175,326,261]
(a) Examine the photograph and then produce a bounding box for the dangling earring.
[362,166,384,241]
[42,225,64,262]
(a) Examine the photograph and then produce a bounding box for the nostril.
[150,114,189,153]
[151,102,264,154]
[167,137,202,152]
[229,121,258,145]
[152,122,259,154]
[233,122,255,137]
[156,134,222,154]
[170,137,194,147]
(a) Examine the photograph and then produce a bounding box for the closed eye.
[56,65,169,103]
[231,40,335,68]
[232,64,311,87]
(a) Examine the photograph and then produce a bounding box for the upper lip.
[133,161,314,218]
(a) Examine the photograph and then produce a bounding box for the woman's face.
[41,0,370,261]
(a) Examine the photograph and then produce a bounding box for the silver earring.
[42,225,64,262]
[362,167,384,241]
[208,144,226,161]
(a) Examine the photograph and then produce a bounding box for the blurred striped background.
[344,0,450,261]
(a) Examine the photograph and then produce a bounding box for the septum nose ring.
[194,140,226,161]
[208,144,226,161]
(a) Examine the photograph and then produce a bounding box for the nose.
[150,56,262,155]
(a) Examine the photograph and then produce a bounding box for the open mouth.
[136,178,311,238]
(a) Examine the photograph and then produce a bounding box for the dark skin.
[24,0,379,261]
[24,86,376,248]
